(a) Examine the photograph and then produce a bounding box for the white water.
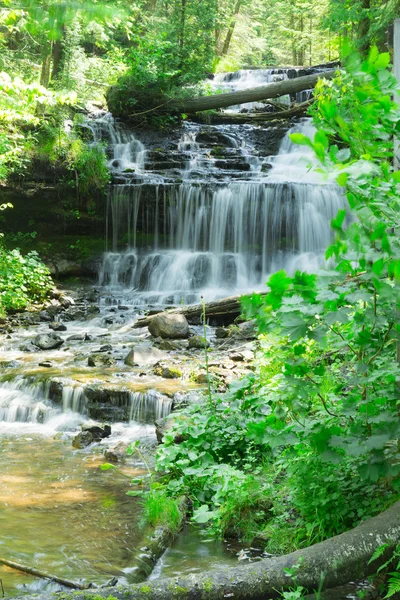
[97,113,345,306]
[213,67,316,111]
[0,378,174,433]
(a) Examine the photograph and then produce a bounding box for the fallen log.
[191,99,314,124]
[12,500,400,600]
[133,293,252,329]
[162,69,335,114]
[0,557,91,590]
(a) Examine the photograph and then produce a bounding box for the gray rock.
[33,333,64,350]
[72,431,95,449]
[124,342,166,367]
[82,421,112,440]
[188,335,210,349]
[49,322,67,332]
[104,441,129,462]
[39,310,52,322]
[67,334,85,341]
[148,313,189,339]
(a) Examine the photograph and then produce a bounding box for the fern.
[369,543,390,565]
[385,572,400,598]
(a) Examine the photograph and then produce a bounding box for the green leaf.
[100,463,116,471]
[289,133,314,148]
[280,314,308,340]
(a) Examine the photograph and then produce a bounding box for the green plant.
[0,246,54,313]
[152,48,400,551]
[369,543,400,598]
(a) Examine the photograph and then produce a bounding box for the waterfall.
[0,379,56,424]
[129,390,173,423]
[96,110,345,306]
[62,385,87,414]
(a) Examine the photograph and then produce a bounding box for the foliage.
[369,543,400,598]
[141,489,183,535]
[153,48,400,548]
[0,246,54,314]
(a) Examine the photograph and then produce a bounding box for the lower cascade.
[96,117,346,306]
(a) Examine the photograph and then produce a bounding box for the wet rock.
[63,309,85,321]
[215,327,230,339]
[148,313,189,339]
[156,339,187,351]
[33,332,64,350]
[38,361,53,368]
[67,334,85,341]
[99,344,113,352]
[87,354,116,367]
[196,371,217,384]
[153,365,182,379]
[72,430,95,449]
[229,352,245,362]
[39,310,52,322]
[49,322,67,332]
[196,130,238,147]
[0,360,20,368]
[232,320,257,340]
[104,441,129,463]
[82,421,112,439]
[86,305,100,317]
[125,342,167,367]
[188,335,210,350]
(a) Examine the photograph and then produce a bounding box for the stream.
[0,67,365,598]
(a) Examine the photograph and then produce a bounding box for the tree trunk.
[162,69,335,114]
[133,293,249,328]
[51,26,65,81]
[40,41,52,87]
[14,500,400,600]
[221,0,242,56]
[190,99,314,124]
[358,0,371,55]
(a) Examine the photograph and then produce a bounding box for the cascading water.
[96,91,346,306]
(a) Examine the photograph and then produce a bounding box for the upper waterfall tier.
[93,111,345,307]
[212,66,326,111]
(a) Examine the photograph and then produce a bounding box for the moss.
[202,579,214,592]
[139,586,152,595]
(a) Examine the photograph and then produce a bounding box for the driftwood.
[13,500,400,600]
[0,557,91,590]
[133,293,252,329]
[192,99,314,124]
[167,69,335,113]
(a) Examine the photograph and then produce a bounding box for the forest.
[0,0,400,599]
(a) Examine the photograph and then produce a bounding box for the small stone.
[104,441,129,463]
[39,361,53,368]
[49,322,67,332]
[82,421,111,440]
[229,352,245,362]
[67,334,85,341]
[154,365,182,379]
[39,311,52,322]
[88,354,116,367]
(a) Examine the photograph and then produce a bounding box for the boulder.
[148,313,189,339]
[215,327,231,339]
[33,333,64,350]
[188,335,210,350]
